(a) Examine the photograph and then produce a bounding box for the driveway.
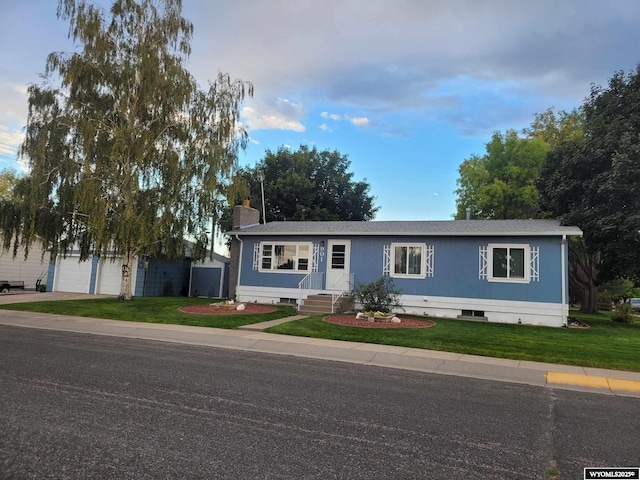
[0,292,114,305]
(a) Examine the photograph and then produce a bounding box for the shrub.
[352,276,402,313]
[611,303,635,324]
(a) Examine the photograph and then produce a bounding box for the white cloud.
[321,111,341,121]
[319,123,329,131]
[349,117,370,127]
[241,106,305,132]
[433,192,439,196]
[240,97,306,132]
[0,125,23,158]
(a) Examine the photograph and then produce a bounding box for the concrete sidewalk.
[1,309,639,398]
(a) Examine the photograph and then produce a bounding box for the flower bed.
[179,303,277,315]
[324,314,436,329]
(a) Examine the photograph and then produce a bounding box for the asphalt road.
[1,325,638,480]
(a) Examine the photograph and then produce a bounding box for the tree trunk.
[579,282,598,314]
[118,250,135,301]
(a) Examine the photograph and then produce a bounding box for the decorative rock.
[236,304,246,311]
[391,317,401,323]
[356,312,365,319]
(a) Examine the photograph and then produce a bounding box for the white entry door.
[326,240,351,291]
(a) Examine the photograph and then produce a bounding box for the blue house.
[228,203,582,327]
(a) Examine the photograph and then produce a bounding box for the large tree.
[3,0,252,299]
[538,65,640,312]
[227,145,378,224]
[454,130,548,219]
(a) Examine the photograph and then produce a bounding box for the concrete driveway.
[0,291,114,305]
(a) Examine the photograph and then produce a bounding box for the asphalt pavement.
[1,292,639,398]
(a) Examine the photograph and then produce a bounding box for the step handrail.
[331,273,355,313]
[298,271,323,309]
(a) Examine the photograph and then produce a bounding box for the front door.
[326,240,351,291]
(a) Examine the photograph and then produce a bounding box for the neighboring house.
[0,236,50,291]
[227,203,583,327]
[189,252,230,298]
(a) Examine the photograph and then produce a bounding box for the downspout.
[561,235,567,325]
[235,234,243,300]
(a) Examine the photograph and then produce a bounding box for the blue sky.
[2,0,640,220]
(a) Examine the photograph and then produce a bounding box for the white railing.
[331,273,355,313]
[298,271,323,308]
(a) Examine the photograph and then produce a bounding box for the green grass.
[266,310,640,372]
[0,297,297,329]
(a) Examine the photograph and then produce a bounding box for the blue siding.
[239,234,565,304]
[138,258,191,296]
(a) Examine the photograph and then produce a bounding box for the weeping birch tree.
[7,0,252,299]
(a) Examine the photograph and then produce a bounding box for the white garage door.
[55,256,92,293]
[96,258,138,296]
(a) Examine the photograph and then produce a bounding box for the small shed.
[189,251,230,298]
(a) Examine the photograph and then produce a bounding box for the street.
[1,325,638,479]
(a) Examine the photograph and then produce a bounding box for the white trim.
[390,242,427,279]
[425,245,434,278]
[396,294,565,327]
[383,244,391,275]
[253,243,260,270]
[530,246,540,282]
[258,241,313,274]
[487,243,531,283]
[237,285,567,327]
[479,246,488,280]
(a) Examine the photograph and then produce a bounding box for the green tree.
[454,130,548,219]
[0,169,18,200]
[3,0,252,299]
[538,65,640,312]
[226,145,378,224]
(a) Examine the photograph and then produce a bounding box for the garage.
[54,256,92,293]
[96,257,137,296]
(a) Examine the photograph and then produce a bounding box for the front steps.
[298,294,351,315]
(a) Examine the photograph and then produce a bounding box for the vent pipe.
[466,207,471,220]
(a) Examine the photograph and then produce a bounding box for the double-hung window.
[260,242,311,272]
[488,244,530,283]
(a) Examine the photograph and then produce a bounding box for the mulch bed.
[179,304,277,315]
[324,314,436,329]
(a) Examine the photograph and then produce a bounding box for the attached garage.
[95,257,137,296]
[54,256,93,293]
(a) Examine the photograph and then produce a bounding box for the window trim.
[258,241,313,274]
[487,243,531,283]
[390,242,427,279]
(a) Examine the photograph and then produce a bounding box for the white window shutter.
[383,244,391,275]
[312,243,319,272]
[425,245,434,277]
[530,246,539,281]
[253,243,260,270]
[479,246,488,280]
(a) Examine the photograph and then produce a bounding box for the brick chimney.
[229,201,260,299]
[232,200,260,229]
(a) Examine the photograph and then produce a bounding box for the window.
[488,244,530,283]
[391,243,425,278]
[259,242,311,272]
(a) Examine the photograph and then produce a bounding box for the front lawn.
[266,310,640,372]
[0,297,297,329]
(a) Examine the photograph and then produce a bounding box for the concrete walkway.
[0,308,639,398]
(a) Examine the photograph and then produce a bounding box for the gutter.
[561,234,567,324]
[235,234,243,300]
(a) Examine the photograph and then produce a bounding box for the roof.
[228,219,583,237]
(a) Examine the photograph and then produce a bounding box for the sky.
[1,0,640,221]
